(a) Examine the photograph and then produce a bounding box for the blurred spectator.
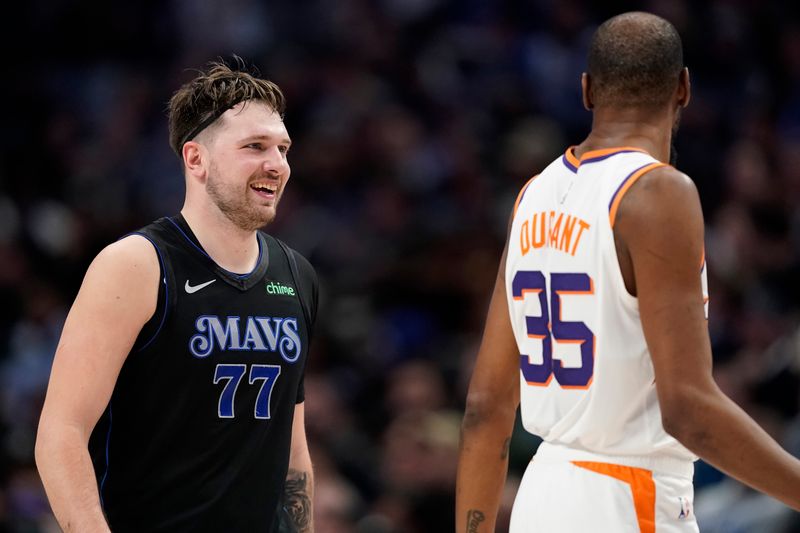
[2,0,799,531]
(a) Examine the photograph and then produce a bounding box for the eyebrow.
[240,134,292,146]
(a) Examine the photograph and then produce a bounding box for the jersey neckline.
[166,214,270,291]
[562,146,651,173]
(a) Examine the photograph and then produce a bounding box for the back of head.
[168,57,286,159]
[587,12,683,109]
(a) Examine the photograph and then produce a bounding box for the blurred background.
[1,0,800,531]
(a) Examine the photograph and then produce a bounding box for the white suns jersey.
[505,147,708,462]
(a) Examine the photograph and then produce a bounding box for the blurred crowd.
[1,0,800,531]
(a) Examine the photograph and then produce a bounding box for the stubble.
[206,166,277,232]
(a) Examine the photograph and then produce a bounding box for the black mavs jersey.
[88,214,318,532]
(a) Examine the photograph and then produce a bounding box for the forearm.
[285,451,314,532]
[456,407,515,532]
[668,386,800,510]
[35,424,110,532]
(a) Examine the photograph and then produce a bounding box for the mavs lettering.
[189,316,302,362]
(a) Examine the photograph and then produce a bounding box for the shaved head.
[587,12,684,109]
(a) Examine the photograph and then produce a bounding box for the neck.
[577,105,675,163]
[180,203,260,274]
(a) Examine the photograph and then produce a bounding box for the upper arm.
[614,167,715,419]
[463,240,521,423]
[38,235,161,440]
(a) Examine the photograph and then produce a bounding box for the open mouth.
[249,181,278,199]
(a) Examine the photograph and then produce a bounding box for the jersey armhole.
[268,235,317,405]
[513,174,539,217]
[606,162,667,306]
[124,232,172,352]
[608,162,667,228]
[271,236,317,332]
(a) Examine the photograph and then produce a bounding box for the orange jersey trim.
[572,461,656,533]
[564,146,650,171]
[513,175,539,216]
[608,162,667,227]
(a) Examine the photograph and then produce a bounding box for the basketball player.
[35,61,317,532]
[457,12,800,532]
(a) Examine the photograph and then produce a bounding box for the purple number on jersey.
[512,271,595,389]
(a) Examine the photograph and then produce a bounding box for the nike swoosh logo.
[185,279,216,294]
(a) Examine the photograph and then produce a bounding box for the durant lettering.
[519,210,590,257]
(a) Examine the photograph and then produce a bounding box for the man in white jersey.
[456,11,800,533]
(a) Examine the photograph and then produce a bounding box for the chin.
[228,210,276,232]
[254,210,277,229]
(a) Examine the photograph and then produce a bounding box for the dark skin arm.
[616,166,800,510]
[456,239,521,532]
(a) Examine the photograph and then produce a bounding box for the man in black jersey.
[36,60,317,532]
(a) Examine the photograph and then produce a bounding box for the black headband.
[180,101,239,148]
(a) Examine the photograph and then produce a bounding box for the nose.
[262,145,289,174]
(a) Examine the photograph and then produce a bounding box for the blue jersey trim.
[166,217,262,279]
[561,153,579,173]
[122,232,169,352]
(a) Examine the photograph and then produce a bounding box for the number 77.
[214,364,282,419]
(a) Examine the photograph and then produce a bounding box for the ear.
[182,141,207,182]
[677,67,691,108]
[581,73,594,110]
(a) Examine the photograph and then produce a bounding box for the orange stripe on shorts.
[572,461,656,533]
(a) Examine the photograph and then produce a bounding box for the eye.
[278,145,290,155]
[245,143,265,151]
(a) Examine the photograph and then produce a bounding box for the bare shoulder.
[41,234,162,430]
[76,234,161,325]
[90,234,160,278]
[621,166,700,215]
[616,165,703,239]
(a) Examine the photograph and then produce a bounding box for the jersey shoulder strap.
[270,235,317,335]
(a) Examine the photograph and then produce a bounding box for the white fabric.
[505,148,707,463]
[509,455,699,532]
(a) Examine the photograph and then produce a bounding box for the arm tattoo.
[284,468,312,532]
[500,437,511,460]
[466,509,486,532]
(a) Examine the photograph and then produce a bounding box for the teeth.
[251,183,276,193]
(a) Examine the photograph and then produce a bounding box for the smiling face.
[197,101,291,231]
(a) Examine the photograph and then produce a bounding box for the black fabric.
[180,103,237,148]
[88,216,318,533]
[274,237,313,341]
[271,236,318,404]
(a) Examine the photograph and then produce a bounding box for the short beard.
[206,167,276,232]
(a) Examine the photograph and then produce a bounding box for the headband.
[180,100,240,148]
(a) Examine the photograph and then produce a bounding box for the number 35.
[511,271,595,389]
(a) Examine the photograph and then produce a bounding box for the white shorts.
[509,449,699,533]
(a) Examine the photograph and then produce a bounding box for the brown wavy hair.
[167,57,286,158]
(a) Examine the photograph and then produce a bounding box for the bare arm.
[284,402,314,532]
[35,235,160,532]
[617,166,800,510]
[456,241,521,532]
